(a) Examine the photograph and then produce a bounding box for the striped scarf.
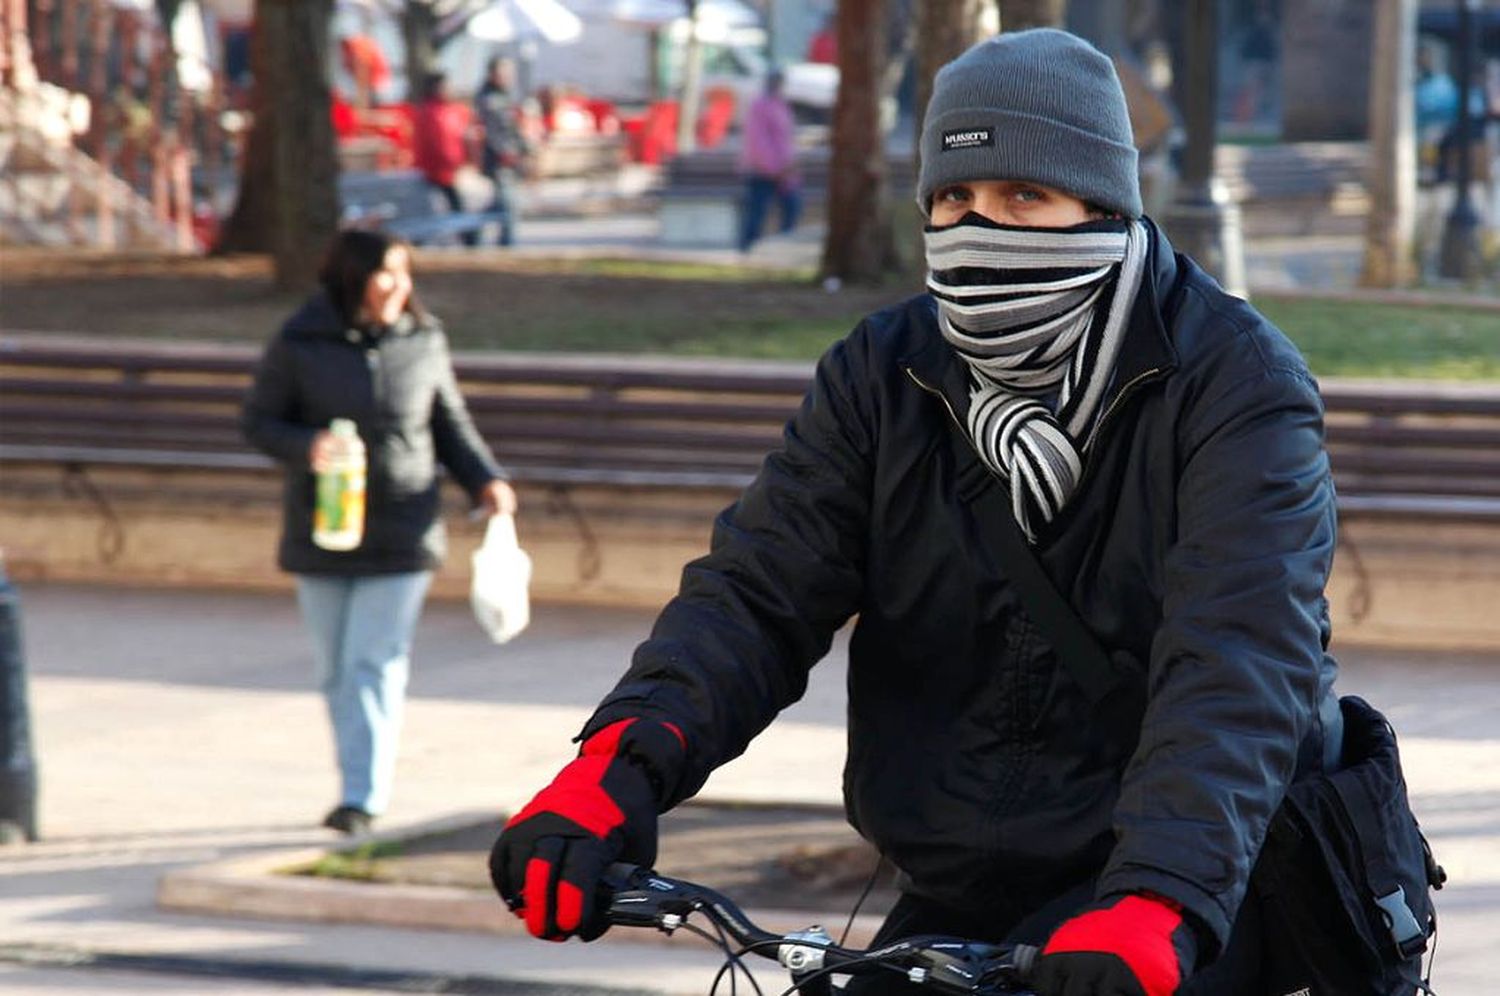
[925,215,1149,540]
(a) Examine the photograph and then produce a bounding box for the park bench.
[0,337,804,490]
[0,337,1497,520]
[1214,142,1370,238]
[1321,381,1500,521]
[339,170,498,247]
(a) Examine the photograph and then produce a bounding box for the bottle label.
[313,467,366,550]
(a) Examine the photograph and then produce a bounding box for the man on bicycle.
[491,29,1343,996]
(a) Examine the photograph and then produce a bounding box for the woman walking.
[243,229,516,834]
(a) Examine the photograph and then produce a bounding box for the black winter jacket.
[241,293,504,575]
[585,222,1342,953]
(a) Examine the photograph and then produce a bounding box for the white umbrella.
[465,0,583,44]
[568,0,760,30]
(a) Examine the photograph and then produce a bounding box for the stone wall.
[3,462,1499,651]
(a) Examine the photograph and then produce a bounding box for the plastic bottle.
[312,418,367,551]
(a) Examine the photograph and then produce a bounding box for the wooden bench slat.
[1326,423,1500,449]
[3,339,1498,517]
[0,378,247,404]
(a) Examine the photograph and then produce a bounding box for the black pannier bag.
[1252,695,1445,996]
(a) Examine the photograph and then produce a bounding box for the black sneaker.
[321,805,374,836]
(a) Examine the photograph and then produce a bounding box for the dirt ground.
[0,248,898,356]
[320,801,900,918]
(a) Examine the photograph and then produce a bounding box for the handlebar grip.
[1012,942,1039,978]
[601,862,646,892]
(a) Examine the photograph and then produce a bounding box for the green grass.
[463,310,865,360]
[560,257,816,283]
[295,839,405,882]
[1257,296,1500,380]
[3,249,1494,379]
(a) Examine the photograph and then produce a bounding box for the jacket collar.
[901,217,1180,420]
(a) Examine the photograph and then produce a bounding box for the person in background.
[412,72,476,246]
[0,553,38,845]
[1485,58,1500,227]
[474,57,531,248]
[339,33,391,110]
[807,13,838,65]
[242,230,516,836]
[738,70,801,253]
[490,29,1349,996]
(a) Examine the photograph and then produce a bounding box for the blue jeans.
[428,182,478,247]
[739,175,802,251]
[484,166,518,246]
[295,571,432,815]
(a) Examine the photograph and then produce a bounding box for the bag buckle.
[1374,886,1426,958]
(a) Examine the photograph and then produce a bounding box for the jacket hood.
[279,291,348,340]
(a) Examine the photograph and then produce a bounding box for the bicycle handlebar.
[601,863,1038,994]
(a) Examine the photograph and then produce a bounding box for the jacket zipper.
[902,365,1055,835]
[1072,365,1169,495]
[366,346,383,410]
[902,366,965,432]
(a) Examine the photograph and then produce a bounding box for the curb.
[155,810,886,951]
[0,942,657,996]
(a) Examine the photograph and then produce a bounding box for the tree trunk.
[1360,0,1417,288]
[914,0,991,148]
[997,0,1067,32]
[821,0,898,285]
[401,0,440,100]
[215,0,338,292]
[675,0,704,155]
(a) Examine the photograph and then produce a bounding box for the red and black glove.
[488,718,684,941]
[1032,893,1198,996]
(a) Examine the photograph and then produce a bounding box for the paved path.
[441,208,1381,296]
[0,582,1495,993]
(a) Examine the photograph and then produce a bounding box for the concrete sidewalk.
[442,208,1383,296]
[1,582,1496,993]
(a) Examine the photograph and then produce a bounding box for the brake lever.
[602,863,700,930]
[901,937,1039,992]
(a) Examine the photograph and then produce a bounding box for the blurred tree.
[1361,0,1418,288]
[401,1,441,93]
[915,0,992,149]
[216,0,339,292]
[822,0,900,285]
[401,1,489,99]
[997,0,1067,31]
[676,0,705,154]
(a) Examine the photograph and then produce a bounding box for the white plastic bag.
[470,512,531,644]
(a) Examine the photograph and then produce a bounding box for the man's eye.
[1013,187,1044,203]
[937,186,970,202]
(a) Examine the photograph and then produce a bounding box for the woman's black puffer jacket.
[242,292,503,575]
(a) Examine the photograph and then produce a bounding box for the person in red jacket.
[807,14,838,64]
[411,72,475,245]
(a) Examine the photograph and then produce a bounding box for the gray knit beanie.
[917,29,1141,218]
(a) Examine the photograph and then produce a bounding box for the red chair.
[639,100,679,164]
[696,87,737,149]
[331,94,360,138]
[586,99,621,135]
